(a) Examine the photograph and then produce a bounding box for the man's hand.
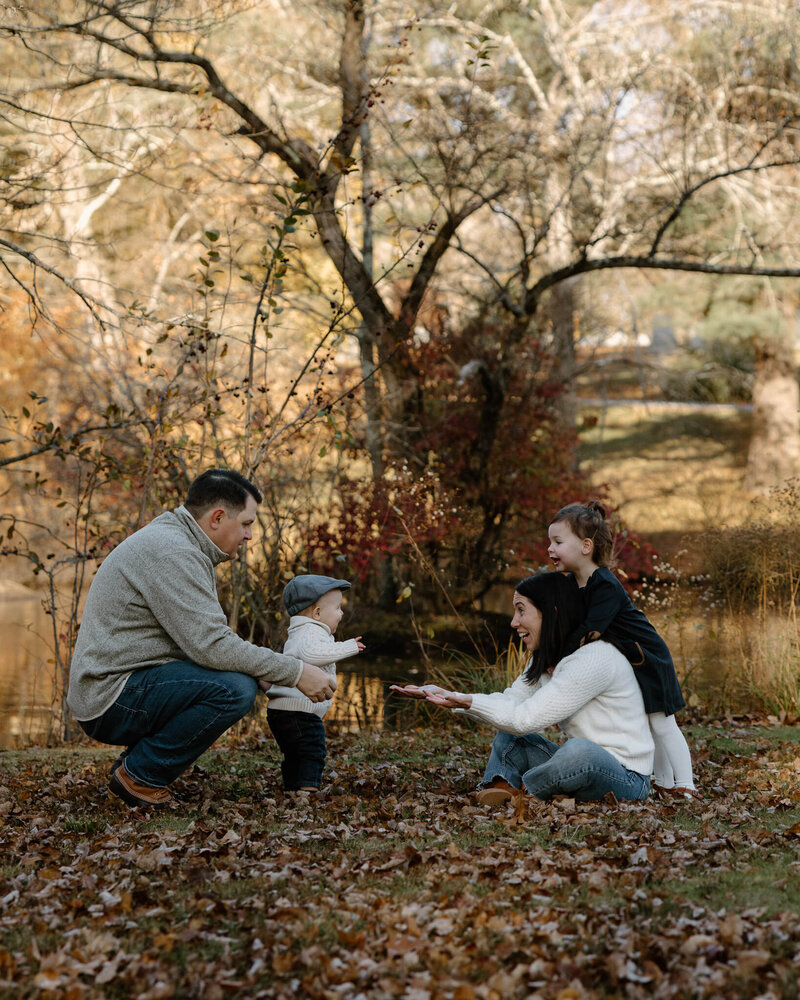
[296,663,337,702]
[257,678,272,693]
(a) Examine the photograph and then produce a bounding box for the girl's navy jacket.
[564,566,686,716]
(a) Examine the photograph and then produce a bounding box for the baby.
[267,574,365,791]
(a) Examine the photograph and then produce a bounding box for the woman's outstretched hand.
[425,689,472,708]
[390,683,445,699]
[390,684,472,709]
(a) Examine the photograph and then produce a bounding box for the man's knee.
[217,672,258,718]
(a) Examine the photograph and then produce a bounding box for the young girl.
[547,501,696,798]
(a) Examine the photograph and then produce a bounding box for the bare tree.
[3,0,800,502]
[405,0,800,489]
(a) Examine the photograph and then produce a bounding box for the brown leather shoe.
[108,751,129,777]
[109,762,173,808]
[476,778,522,806]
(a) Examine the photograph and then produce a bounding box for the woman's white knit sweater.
[267,616,361,718]
[460,641,654,775]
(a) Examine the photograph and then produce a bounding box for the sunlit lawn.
[577,401,752,538]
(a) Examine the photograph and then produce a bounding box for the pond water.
[0,588,426,749]
[1,586,794,749]
[0,584,60,748]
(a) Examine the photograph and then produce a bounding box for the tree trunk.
[744,332,800,494]
[548,278,579,431]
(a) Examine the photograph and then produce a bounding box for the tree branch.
[0,421,141,469]
[0,237,111,326]
[398,189,506,330]
[525,255,800,315]
[648,134,800,257]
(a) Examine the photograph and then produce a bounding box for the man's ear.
[208,507,226,529]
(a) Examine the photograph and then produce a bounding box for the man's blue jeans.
[80,661,257,788]
[481,732,650,802]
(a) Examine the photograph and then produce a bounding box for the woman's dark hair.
[184,469,262,516]
[551,500,614,567]
[515,572,584,684]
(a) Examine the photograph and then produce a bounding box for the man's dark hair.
[516,572,584,684]
[184,469,262,516]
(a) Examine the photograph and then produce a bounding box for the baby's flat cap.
[283,574,351,616]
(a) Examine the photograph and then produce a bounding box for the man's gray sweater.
[67,505,304,721]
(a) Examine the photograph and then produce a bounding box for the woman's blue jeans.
[80,661,257,788]
[481,732,650,802]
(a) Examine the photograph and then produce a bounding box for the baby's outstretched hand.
[355,637,366,653]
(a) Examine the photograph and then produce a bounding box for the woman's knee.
[553,737,595,766]
[491,731,517,755]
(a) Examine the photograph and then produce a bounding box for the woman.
[392,572,653,804]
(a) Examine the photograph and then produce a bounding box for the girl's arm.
[563,571,627,656]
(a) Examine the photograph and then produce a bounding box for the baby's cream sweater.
[267,616,361,718]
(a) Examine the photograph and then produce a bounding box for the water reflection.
[5,585,788,748]
[650,604,798,708]
[0,585,58,748]
[326,664,424,732]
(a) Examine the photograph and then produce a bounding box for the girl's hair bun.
[585,500,607,519]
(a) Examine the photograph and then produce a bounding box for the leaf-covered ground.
[1,718,799,999]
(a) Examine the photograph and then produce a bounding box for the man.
[68,468,335,808]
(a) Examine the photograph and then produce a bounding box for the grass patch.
[656,853,800,916]
[748,725,800,744]
[62,813,108,835]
